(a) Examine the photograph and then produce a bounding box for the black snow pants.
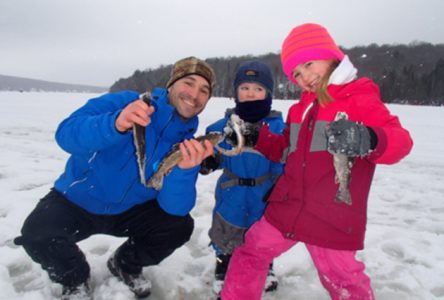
[15,189,194,287]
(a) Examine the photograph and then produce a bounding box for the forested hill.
[0,74,107,93]
[110,43,444,106]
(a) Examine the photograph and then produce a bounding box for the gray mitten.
[224,118,260,147]
[326,119,375,156]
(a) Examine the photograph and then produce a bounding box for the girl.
[200,60,285,296]
[221,23,413,300]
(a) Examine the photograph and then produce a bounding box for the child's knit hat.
[233,60,274,97]
[233,61,274,123]
[281,23,345,84]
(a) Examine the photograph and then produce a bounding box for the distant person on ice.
[199,60,285,297]
[14,57,216,299]
[220,23,413,300]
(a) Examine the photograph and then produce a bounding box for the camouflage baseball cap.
[166,57,216,95]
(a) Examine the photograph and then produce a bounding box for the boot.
[61,282,91,300]
[107,253,152,298]
[213,254,231,295]
[264,262,278,292]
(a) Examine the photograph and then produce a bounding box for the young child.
[220,23,414,300]
[200,61,285,296]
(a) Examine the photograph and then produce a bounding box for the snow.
[0,91,443,300]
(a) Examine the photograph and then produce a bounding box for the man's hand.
[178,139,214,169]
[115,99,155,133]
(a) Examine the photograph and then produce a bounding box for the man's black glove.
[225,121,261,148]
[199,155,221,175]
[326,119,377,157]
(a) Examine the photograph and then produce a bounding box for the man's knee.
[133,215,194,267]
[176,214,194,242]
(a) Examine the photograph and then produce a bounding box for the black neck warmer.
[234,94,272,123]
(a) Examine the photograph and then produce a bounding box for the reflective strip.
[289,123,300,153]
[310,120,329,152]
[285,120,329,158]
[280,147,290,163]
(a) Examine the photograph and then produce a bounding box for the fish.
[133,92,152,186]
[134,111,245,191]
[327,111,355,205]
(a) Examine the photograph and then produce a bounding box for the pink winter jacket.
[255,78,413,250]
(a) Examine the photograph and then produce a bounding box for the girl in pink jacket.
[221,23,413,300]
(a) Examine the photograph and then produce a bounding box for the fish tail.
[147,174,164,191]
[335,188,352,205]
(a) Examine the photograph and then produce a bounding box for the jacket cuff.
[366,126,387,161]
[254,124,270,153]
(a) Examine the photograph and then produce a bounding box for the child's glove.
[242,122,261,147]
[225,121,261,147]
[326,119,377,156]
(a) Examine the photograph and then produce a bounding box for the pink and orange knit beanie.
[281,23,345,84]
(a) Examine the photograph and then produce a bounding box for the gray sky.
[1,0,443,87]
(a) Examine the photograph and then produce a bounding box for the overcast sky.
[1,0,443,87]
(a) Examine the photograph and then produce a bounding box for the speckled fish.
[328,112,355,205]
[133,92,152,186]
[134,112,245,191]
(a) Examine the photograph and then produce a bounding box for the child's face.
[292,59,335,92]
[237,82,267,102]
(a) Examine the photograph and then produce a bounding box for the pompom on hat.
[166,56,216,95]
[281,23,345,84]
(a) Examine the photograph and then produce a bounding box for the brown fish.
[134,113,245,191]
[328,112,355,205]
[132,92,152,186]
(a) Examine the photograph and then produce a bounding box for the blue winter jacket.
[206,109,285,228]
[54,88,200,216]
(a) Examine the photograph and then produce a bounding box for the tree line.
[110,42,444,106]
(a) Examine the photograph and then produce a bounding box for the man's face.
[168,75,211,119]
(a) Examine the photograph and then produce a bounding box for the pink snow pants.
[220,217,375,300]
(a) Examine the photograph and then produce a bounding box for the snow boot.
[61,282,91,300]
[213,254,231,296]
[107,253,152,299]
[264,262,279,292]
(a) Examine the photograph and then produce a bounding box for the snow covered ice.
[0,91,443,299]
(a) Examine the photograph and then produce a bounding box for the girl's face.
[292,59,336,92]
[237,82,267,102]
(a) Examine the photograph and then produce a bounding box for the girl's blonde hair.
[315,59,339,107]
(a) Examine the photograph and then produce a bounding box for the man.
[14,57,216,299]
